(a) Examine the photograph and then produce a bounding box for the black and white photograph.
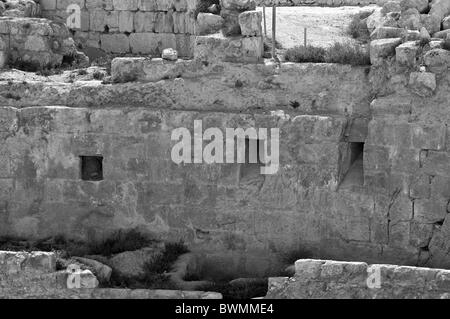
[0,0,449,310]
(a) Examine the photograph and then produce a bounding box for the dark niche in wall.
[80,156,104,181]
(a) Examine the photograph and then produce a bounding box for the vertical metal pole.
[272,5,276,59]
[263,4,267,38]
[304,28,307,47]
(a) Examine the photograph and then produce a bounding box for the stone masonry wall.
[39,0,197,57]
[0,251,222,298]
[266,259,450,298]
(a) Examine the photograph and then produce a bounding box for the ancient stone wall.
[255,0,381,7]
[39,0,197,57]
[0,251,222,298]
[266,259,450,298]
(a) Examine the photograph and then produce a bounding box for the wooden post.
[272,5,276,59]
[304,28,307,47]
[263,4,267,38]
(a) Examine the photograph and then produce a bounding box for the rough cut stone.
[370,38,402,65]
[196,13,224,35]
[238,10,262,36]
[398,8,421,30]
[443,16,450,30]
[162,47,178,61]
[409,72,436,97]
[400,0,429,13]
[423,48,450,73]
[220,0,256,11]
[396,41,419,66]
[370,27,406,40]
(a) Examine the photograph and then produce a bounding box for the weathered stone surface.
[221,0,256,11]
[398,8,421,30]
[370,27,406,40]
[382,1,401,14]
[396,41,419,66]
[162,48,178,61]
[196,13,223,35]
[108,246,164,278]
[423,48,450,73]
[238,10,262,37]
[443,16,450,30]
[266,259,450,299]
[370,38,402,65]
[194,34,264,63]
[72,257,112,284]
[399,0,429,13]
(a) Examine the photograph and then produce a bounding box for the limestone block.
[433,29,450,39]
[138,0,157,11]
[423,48,450,73]
[162,48,178,60]
[370,27,406,40]
[100,33,130,53]
[429,0,450,22]
[398,8,421,30]
[155,11,174,33]
[119,11,134,32]
[238,10,262,36]
[86,0,114,10]
[196,13,224,35]
[220,0,256,11]
[0,51,8,68]
[399,0,429,13]
[173,11,186,34]
[409,72,436,97]
[134,11,155,32]
[414,198,448,223]
[41,0,57,10]
[369,38,402,65]
[382,1,401,14]
[396,41,419,66]
[420,14,441,35]
[439,16,450,31]
[129,32,162,54]
[90,10,119,32]
[156,0,174,11]
[173,0,187,11]
[113,0,139,10]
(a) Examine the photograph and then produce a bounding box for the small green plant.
[419,37,431,47]
[325,42,370,66]
[284,45,326,63]
[347,11,372,43]
[88,228,156,257]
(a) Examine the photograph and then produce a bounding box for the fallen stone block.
[433,29,450,39]
[398,8,421,30]
[420,14,441,35]
[409,71,436,97]
[196,13,224,35]
[370,38,402,65]
[370,27,406,40]
[238,10,262,37]
[111,57,192,83]
[400,0,429,13]
[443,16,450,30]
[423,48,450,73]
[162,48,178,61]
[396,41,419,67]
[382,1,401,14]
[194,34,263,64]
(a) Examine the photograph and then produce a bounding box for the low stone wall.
[39,0,197,57]
[266,259,450,298]
[0,16,81,69]
[255,0,382,7]
[0,251,222,299]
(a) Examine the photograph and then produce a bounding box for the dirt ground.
[257,6,377,48]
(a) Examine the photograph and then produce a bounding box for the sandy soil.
[257,6,377,48]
